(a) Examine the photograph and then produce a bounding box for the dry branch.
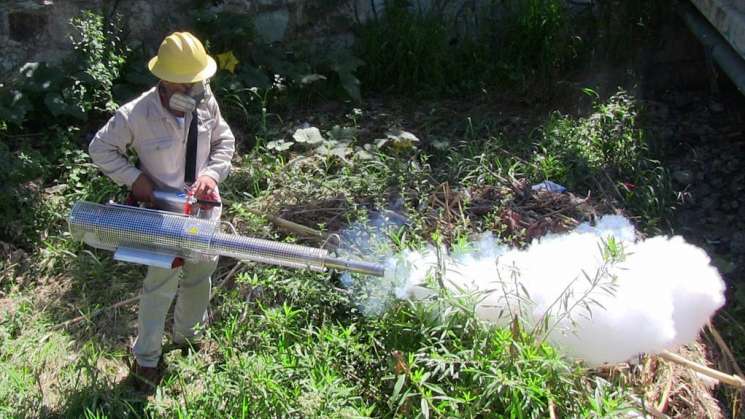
[656,367,674,413]
[548,399,557,419]
[249,208,340,249]
[51,295,141,330]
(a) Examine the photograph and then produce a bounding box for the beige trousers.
[132,258,217,367]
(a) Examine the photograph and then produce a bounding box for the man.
[89,31,235,388]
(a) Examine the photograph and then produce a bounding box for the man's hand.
[131,174,155,203]
[192,175,218,200]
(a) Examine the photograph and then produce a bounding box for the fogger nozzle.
[68,201,386,277]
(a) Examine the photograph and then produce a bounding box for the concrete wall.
[691,0,745,62]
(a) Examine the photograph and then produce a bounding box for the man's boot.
[130,360,163,393]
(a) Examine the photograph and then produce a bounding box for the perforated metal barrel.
[68,201,331,272]
[69,201,217,259]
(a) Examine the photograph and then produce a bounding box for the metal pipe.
[68,201,386,277]
[680,0,745,95]
[323,255,387,277]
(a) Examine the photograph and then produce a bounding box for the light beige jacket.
[89,86,235,191]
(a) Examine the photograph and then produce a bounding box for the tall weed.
[354,0,578,94]
[498,0,576,87]
[353,1,457,94]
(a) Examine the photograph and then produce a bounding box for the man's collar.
[145,86,173,121]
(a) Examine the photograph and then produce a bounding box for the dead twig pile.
[260,175,611,248]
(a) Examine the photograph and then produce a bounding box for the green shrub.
[0,127,120,249]
[0,10,128,248]
[531,91,674,231]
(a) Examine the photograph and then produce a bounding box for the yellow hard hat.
[148,32,217,83]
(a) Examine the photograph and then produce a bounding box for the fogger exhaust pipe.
[68,201,386,277]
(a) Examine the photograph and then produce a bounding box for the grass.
[2,267,635,417]
[0,87,686,417]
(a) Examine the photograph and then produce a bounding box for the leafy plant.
[69,11,129,114]
[0,123,121,249]
[0,62,71,127]
[192,7,363,113]
[0,6,694,418]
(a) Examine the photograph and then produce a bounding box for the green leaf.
[380,129,420,151]
[327,125,357,142]
[582,87,600,99]
[19,62,64,93]
[398,389,415,409]
[293,127,324,145]
[338,71,361,102]
[422,382,446,395]
[266,139,292,152]
[300,74,327,85]
[392,374,406,399]
[354,147,375,160]
[421,398,430,418]
[44,93,69,117]
[431,139,450,150]
[329,145,352,158]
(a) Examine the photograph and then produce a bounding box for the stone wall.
[0,0,382,77]
[2,0,693,87]
[2,0,189,76]
[1,0,490,79]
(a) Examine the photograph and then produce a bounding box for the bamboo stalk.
[548,399,557,419]
[707,323,745,378]
[660,350,745,389]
